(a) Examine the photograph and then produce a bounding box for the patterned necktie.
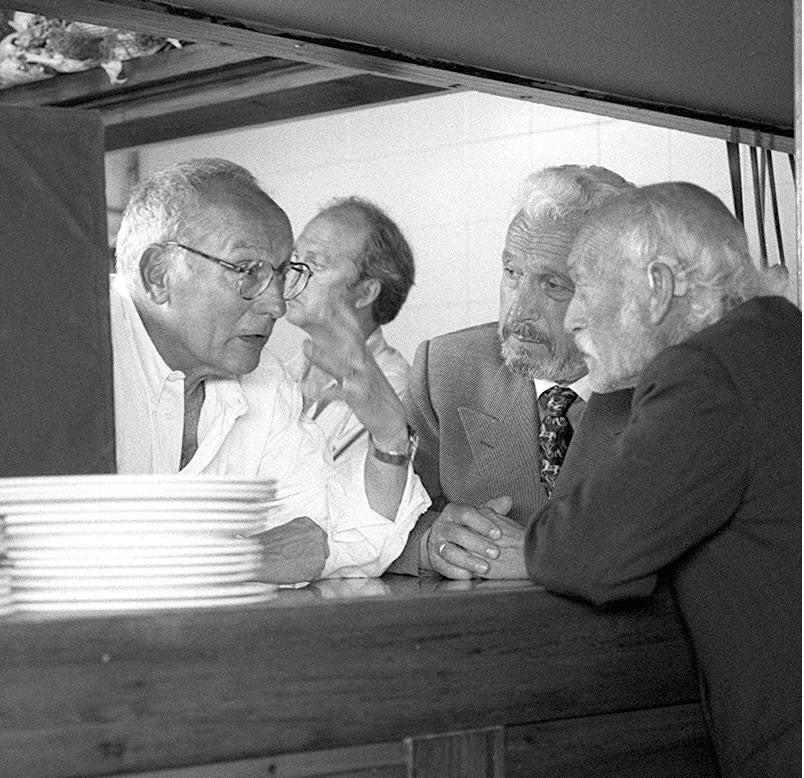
[538,385,578,498]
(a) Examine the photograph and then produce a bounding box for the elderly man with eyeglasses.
[111,158,429,583]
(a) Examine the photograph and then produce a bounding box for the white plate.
[5,550,262,567]
[6,533,261,550]
[14,590,277,612]
[2,507,270,522]
[12,570,261,588]
[11,559,261,577]
[0,475,276,505]
[5,520,262,536]
[13,581,273,602]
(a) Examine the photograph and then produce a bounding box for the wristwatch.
[369,425,419,466]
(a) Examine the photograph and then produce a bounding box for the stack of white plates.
[0,518,12,616]
[0,475,279,613]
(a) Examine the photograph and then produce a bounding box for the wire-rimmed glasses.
[156,241,312,301]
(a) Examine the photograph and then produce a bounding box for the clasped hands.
[424,496,528,579]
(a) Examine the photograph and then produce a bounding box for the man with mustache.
[388,165,634,578]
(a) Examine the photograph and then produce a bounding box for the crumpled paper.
[0,11,180,88]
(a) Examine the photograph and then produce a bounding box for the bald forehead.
[205,180,289,228]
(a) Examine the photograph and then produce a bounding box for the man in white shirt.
[284,197,413,473]
[112,158,429,582]
[387,165,635,579]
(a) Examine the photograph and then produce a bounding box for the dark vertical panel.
[0,105,115,475]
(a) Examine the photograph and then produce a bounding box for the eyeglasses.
[156,241,312,301]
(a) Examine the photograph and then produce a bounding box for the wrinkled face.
[564,225,654,392]
[286,211,368,333]
[497,212,587,383]
[160,196,292,380]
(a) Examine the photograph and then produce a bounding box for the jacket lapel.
[458,363,540,472]
[553,388,633,496]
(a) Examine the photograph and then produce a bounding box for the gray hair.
[316,196,415,325]
[612,182,774,329]
[115,157,286,281]
[516,164,635,227]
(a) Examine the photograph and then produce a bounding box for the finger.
[482,495,513,516]
[440,524,501,560]
[302,339,360,386]
[306,301,363,350]
[477,508,523,540]
[446,506,503,540]
[438,541,492,577]
[432,546,478,580]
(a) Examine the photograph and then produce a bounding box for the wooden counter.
[0,576,718,777]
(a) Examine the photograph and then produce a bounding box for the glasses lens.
[283,264,310,301]
[238,262,273,300]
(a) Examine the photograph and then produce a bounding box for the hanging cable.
[749,146,768,267]
[765,150,785,266]
[727,141,744,224]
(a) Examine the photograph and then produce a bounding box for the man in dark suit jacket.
[526,182,800,775]
[389,165,635,577]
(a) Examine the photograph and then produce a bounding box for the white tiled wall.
[107,91,799,365]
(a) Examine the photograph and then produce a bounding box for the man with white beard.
[388,165,634,578]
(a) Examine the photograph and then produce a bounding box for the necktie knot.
[542,385,577,417]
[538,385,577,498]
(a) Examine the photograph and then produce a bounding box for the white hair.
[614,182,776,331]
[114,158,285,282]
[516,164,635,227]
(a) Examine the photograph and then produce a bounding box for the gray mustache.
[503,321,552,346]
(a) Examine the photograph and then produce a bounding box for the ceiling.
[0,0,796,152]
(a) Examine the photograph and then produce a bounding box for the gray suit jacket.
[389,322,631,575]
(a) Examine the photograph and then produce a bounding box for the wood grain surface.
[0,576,710,776]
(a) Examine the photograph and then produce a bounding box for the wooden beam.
[0,37,443,149]
[101,75,441,150]
[0,43,268,106]
[2,0,795,152]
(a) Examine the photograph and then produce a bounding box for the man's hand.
[477,512,528,579]
[301,302,407,450]
[425,496,514,579]
[251,516,328,584]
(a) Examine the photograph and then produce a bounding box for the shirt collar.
[533,373,593,403]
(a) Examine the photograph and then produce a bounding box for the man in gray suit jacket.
[389,165,634,578]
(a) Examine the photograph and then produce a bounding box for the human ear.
[646,260,677,325]
[139,245,171,304]
[353,277,381,310]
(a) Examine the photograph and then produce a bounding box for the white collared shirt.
[285,327,411,473]
[109,276,430,578]
[533,374,592,431]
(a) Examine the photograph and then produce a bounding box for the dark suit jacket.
[526,296,801,776]
[389,321,631,574]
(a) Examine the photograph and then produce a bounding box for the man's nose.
[564,297,582,333]
[250,276,286,317]
[509,281,544,321]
